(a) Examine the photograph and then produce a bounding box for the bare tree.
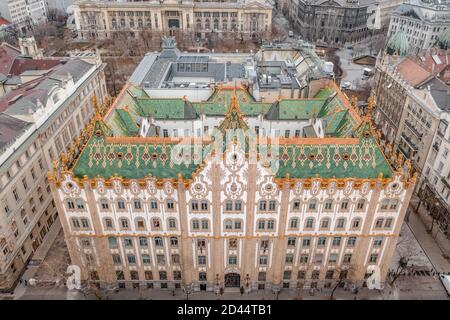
[329,264,357,300]
[388,228,422,286]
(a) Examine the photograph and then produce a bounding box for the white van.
[439,274,450,296]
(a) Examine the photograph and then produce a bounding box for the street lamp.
[184,283,192,300]
[245,274,250,294]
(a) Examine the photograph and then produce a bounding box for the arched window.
[151,218,161,229]
[205,19,210,30]
[356,199,365,210]
[168,218,177,229]
[324,199,333,210]
[340,199,350,210]
[257,219,265,230]
[120,19,125,27]
[225,200,233,211]
[289,218,299,229]
[292,199,301,211]
[320,218,330,229]
[380,199,389,210]
[223,19,227,30]
[135,218,146,230]
[201,219,209,229]
[213,19,219,30]
[67,198,75,210]
[138,19,143,28]
[154,237,163,247]
[234,219,242,230]
[335,217,346,229]
[267,219,275,230]
[192,219,200,230]
[112,18,117,28]
[133,198,142,210]
[389,199,399,210]
[351,217,362,229]
[224,219,233,230]
[71,217,80,228]
[103,217,114,229]
[117,198,126,210]
[75,198,85,210]
[119,217,130,229]
[149,199,158,210]
[308,199,317,211]
[305,218,314,229]
[196,19,201,30]
[100,198,109,210]
[200,201,208,211]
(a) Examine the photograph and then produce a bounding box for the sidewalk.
[406,205,450,273]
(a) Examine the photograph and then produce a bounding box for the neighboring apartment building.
[420,83,450,232]
[46,0,74,12]
[72,0,272,41]
[0,49,107,292]
[0,0,48,34]
[284,0,404,45]
[48,38,416,292]
[387,0,450,53]
[373,31,450,177]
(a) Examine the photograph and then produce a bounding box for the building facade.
[0,0,48,34]
[0,52,107,292]
[387,0,450,53]
[49,72,416,292]
[283,0,403,45]
[372,33,450,176]
[73,0,272,41]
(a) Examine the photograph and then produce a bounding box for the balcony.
[404,120,423,138]
[401,134,418,151]
[433,142,440,152]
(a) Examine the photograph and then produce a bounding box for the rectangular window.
[347,237,356,246]
[259,255,268,265]
[228,255,237,265]
[198,255,206,265]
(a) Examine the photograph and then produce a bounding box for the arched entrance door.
[224,273,240,287]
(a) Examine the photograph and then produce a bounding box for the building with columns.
[72,0,273,41]
[49,71,416,292]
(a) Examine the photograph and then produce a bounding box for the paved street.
[3,215,448,300]
[335,48,371,89]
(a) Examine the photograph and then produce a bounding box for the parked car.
[288,30,294,37]
[341,81,352,90]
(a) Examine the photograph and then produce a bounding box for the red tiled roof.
[0,43,21,75]
[396,58,433,87]
[9,57,62,76]
[420,52,450,75]
[0,17,10,26]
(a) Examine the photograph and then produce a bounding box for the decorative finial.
[367,96,375,118]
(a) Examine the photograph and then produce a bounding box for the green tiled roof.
[275,135,393,179]
[193,88,271,116]
[70,85,393,180]
[314,87,333,99]
[73,122,207,179]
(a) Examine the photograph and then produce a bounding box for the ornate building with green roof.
[49,81,417,292]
